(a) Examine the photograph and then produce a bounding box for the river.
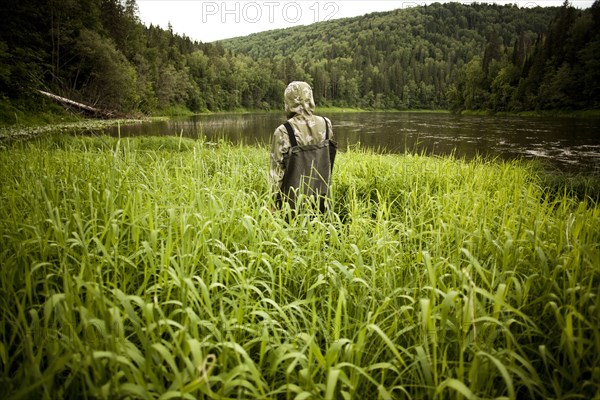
[104,112,600,174]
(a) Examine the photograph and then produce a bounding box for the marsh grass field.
[1,134,599,399]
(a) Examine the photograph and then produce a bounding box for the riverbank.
[1,134,598,399]
[4,104,598,142]
[160,106,452,115]
[0,102,392,126]
[0,107,463,143]
[0,116,167,143]
[460,108,600,118]
[0,107,449,142]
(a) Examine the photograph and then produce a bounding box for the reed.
[1,134,598,399]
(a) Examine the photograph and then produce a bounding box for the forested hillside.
[449,1,600,112]
[1,1,598,123]
[223,1,600,111]
[222,2,556,109]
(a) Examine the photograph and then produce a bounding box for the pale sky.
[137,0,595,43]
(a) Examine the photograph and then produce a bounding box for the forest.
[1,0,599,123]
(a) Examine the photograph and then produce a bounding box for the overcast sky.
[137,0,595,43]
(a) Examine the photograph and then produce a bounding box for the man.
[269,81,336,213]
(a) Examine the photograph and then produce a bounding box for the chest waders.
[277,117,337,213]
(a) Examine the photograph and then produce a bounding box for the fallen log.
[37,90,121,118]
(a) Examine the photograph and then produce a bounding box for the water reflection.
[103,112,600,174]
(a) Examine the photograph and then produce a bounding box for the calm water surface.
[105,112,600,174]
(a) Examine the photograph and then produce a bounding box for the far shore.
[2,107,599,142]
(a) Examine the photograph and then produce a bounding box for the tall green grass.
[1,134,598,399]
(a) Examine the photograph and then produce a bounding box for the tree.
[462,57,486,110]
[73,29,138,111]
[155,63,193,110]
[490,64,520,111]
[482,32,502,77]
[0,0,48,96]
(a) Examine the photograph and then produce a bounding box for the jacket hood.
[284,81,315,117]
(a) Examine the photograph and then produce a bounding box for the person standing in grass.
[270,81,337,213]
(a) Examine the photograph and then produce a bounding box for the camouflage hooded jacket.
[269,81,334,194]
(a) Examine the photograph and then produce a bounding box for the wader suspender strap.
[283,122,298,147]
[283,117,329,146]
